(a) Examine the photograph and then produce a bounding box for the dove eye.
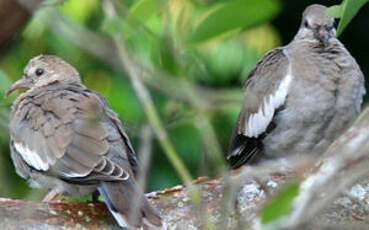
[304,20,311,29]
[35,68,44,76]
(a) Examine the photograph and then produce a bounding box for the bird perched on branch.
[4,55,162,229]
[228,4,366,169]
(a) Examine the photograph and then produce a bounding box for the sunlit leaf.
[188,0,280,42]
[123,0,165,37]
[326,0,369,36]
[129,0,160,22]
[261,182,300,223]
[60,0,99,24]
[168,0,194,38]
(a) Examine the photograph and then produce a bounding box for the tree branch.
[0,107,368,229]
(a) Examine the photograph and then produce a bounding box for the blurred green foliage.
[1,0,282,199]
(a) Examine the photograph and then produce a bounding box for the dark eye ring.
[35,68,44,76]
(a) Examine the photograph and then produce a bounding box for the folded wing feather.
[10,87,130,182]
[227,48,291,167]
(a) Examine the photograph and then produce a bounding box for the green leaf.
[188,0,280,43]
[327,0,369,36]
[129,0,160,22]
[159,33,180,75]
[101,17,124,35]
[102,0,164,37]
[60,0,99,24]
[326,5,342,17]
[123,0,163,37]
[261,182,300,223]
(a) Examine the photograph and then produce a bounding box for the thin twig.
[103,0,193,186]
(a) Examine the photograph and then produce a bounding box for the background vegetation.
[0,0,367,202]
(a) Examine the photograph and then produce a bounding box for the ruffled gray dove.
[228,4,366,169]
[5,55,162,229]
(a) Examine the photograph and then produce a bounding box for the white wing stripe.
[245,67,293,138]
[14,142,49,171]
[58,170,90,178]
[110,210,128,228]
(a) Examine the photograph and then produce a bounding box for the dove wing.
[228,48,291,168]
[10,84,130,183]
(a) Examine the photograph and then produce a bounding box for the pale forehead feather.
[302,4,333,26]
[24,55,79,76]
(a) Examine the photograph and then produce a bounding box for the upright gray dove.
[228,4,366,169]
[4,55,162,228]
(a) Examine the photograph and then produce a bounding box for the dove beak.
[4,77,28,97]
[316,26,330,45]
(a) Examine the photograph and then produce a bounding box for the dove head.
[296,4,336,46]
[5,55,81,96]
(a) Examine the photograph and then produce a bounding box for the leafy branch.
[327,0,369,36]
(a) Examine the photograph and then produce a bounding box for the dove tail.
[98,180,162,229]
[227,125,265,169]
